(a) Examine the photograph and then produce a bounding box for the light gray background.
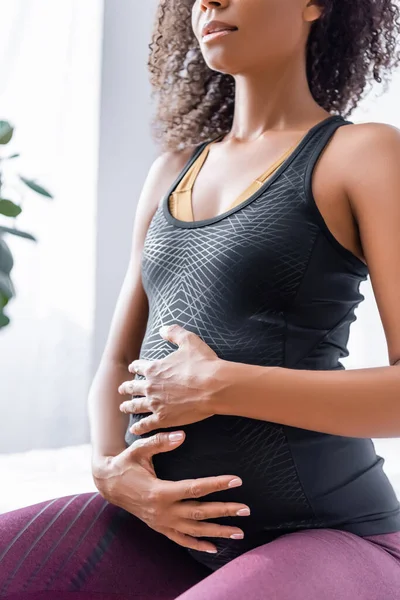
[94,0,158,372]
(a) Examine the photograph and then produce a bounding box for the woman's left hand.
[118,324,227,436]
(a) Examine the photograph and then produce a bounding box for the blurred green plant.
[0,119,53,329]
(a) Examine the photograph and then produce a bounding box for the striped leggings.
[1,491,400,600]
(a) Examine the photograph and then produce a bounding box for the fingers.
[176,500,251,521]
[163,499,252,554]
[129,414,160,436]
[161,527,218,555]
[119,398,150,415]
[164,474,244,502]
[177,519,244,540]
[118,378,146,396]
[128,358,153,375]
[125,431,186,459]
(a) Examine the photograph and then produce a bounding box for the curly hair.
[147,0,400,152]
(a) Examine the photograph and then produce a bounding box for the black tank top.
[125,115,400,570]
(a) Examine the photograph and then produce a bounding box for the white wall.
[93,0,158,373]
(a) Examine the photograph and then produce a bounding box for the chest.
[183,143,363,264]
[143,187,317,313]
[190,148,286,220]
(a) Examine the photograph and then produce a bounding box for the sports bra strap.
[170,136,301,220]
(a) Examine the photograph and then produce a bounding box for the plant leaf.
[0,311,10,328]
[0,199,22,218]
[0,121,14,145]
[0,237,13,274]
[0,226,36,241]
[0,272,15,300]
[0,291,9,309]
[18,176,53,198]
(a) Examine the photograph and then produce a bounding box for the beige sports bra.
[168,137,299,222]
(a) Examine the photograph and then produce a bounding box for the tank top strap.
[303,116,352,210]
[302,116,361,269]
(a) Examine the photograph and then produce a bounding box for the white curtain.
[0,0,103,452]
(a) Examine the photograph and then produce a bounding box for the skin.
[92,0,400,555]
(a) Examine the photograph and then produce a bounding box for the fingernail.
[169,432,184,441]
[237,508,251,516]
[206,549,218,554]
[228,478,242,488]
[230,532,244,539]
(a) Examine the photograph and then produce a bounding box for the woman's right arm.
[88,150,192,465]
[86,150,250,553]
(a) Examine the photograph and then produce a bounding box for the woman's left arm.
[214,122,400,439]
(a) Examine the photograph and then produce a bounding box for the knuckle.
[144,503,160,523]
[157,405,166,420]
[192,510,204,521]
[130,438,144,454]
[147,487,162,505]
[146,361,159,377]
[150,432,163,446]
[186,331,197,344]
[188,483,202,498]
[132,420,143,435]
[144,380,155,395]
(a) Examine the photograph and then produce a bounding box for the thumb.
[125,431,186,460]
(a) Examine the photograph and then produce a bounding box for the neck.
[227,55,328,143]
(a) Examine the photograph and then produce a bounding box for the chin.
[202,52,242,76]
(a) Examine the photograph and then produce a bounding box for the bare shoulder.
[336,120,400,189]
[131,146,195,246]
[316,120,400,199]
[331,120,400,169]
[343,120,400,142]
[144,147,195,212]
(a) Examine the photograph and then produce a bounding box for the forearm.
[214,360,400,438]
[88,357,130,463]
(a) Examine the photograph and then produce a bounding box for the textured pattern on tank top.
[125,116,400,570]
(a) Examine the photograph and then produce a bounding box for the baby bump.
[125,412,315,533]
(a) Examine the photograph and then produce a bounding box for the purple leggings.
[1,491,400,600]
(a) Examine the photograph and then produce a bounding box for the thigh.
[0,491,209,600]
[175,528,400,600]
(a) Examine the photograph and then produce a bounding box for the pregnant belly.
[126,412,315,528]
[125,413,317,569]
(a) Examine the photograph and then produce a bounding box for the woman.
[2,0,400,598]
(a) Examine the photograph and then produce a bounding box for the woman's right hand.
[92,431,250,554]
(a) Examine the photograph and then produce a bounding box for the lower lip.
[202,29,237,43]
